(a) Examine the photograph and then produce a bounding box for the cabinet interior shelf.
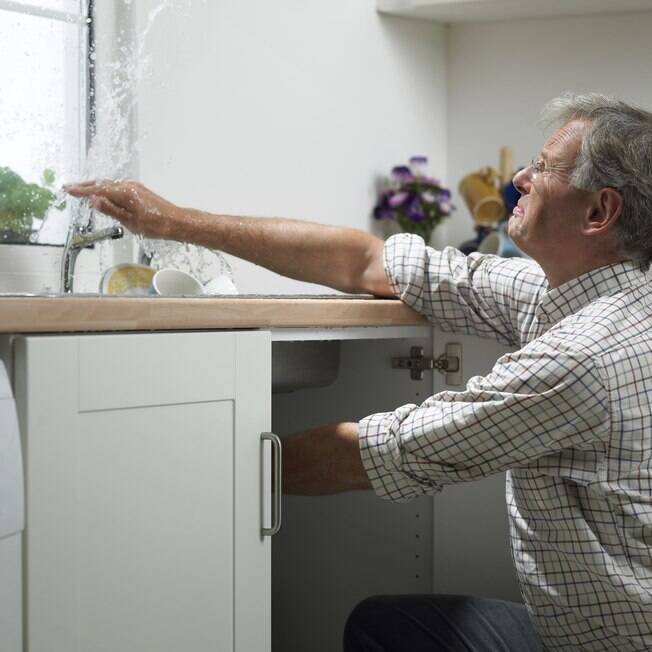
[376,0,652,23]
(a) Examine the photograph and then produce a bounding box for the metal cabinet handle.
[260,432,282,537]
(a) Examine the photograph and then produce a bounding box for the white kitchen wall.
[447,10,652,249]
[10,6,649,294]
[134,0,448,294]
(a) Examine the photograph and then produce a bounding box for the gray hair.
[540,92,652,267]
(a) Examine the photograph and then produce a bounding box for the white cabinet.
[6,326,516,652]
[13,331,271,652]
[377,0,652,23]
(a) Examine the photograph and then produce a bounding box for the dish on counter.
[100,264,156,296]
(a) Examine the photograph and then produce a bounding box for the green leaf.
[42,168,56,187]
[0,165,61,236]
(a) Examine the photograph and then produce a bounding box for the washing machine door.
[0,361,24,539]
[0,360,24,652]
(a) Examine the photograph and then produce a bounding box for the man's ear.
[585,188,624,235]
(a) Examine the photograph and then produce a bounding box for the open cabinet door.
[431,328,521,601]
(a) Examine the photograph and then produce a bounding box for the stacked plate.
[100,264,156,296]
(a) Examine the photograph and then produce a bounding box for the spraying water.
[72,0,232,286]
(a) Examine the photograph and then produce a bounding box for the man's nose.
[512,167,531,195]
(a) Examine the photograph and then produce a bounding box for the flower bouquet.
[373,156,453,243]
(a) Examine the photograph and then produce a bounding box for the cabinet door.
[15,331,271,652]
[432,329,521,601]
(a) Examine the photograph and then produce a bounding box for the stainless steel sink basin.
[272,340,340,393]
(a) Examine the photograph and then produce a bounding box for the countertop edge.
[0,297,428,333]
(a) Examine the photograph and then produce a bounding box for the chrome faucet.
[60,209,124,293]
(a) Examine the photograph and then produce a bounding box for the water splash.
[68,0,231,285]
[141,239,232,285]
[85,0,174,181]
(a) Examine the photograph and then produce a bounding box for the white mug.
[203,275,238,295]
[150,269,204,296]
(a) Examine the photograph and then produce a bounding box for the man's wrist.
[282,421,371,495]
[334,422,371,492]
[167,206,203,243]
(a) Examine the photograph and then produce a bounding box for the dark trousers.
[343,594,543,652]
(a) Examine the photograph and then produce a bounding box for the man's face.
[508,119,594,264]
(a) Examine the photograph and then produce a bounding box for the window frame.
[0,0,94,246]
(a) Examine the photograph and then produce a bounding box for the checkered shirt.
[358,233,652,651]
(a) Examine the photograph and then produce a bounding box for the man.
[65,93,652,651]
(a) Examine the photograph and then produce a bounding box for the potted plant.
[0,166,64,244]
[373,156,454,243]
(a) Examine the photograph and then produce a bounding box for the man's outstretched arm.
[282,422,372,495]
[64,181,393,297]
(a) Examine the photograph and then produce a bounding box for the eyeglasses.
[525,156,575,185]
[526,157,547,182]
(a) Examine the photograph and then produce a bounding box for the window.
[0,0,91,245]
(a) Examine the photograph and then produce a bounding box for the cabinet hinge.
[392,344,462,384]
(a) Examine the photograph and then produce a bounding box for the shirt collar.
[535,260,649,324]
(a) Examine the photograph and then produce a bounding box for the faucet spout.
[73,225,124,249]
[61,217,124,293]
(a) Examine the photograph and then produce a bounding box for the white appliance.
[0,361,24,652]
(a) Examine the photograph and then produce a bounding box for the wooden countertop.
[0,295,428,333]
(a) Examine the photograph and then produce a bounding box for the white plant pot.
[0,244,107,294]
[0,244,62,294]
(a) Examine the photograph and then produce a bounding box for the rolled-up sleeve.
[384,233,546,346]
[358,341,610,502]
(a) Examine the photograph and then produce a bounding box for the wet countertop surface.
[0,294,427,333]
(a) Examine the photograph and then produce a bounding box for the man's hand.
[282,422,372,495]
[63,180,180,240]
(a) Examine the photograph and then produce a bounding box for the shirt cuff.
[358,407,443,503]
[382,232,424,300]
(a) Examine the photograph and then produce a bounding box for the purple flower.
[391,166,414,183]
[409,156,428,167]
[407,196,424,222]
[373,192,395,220]
[409,156,429,178]
[373,204,394,220]
[388,190,410,208]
